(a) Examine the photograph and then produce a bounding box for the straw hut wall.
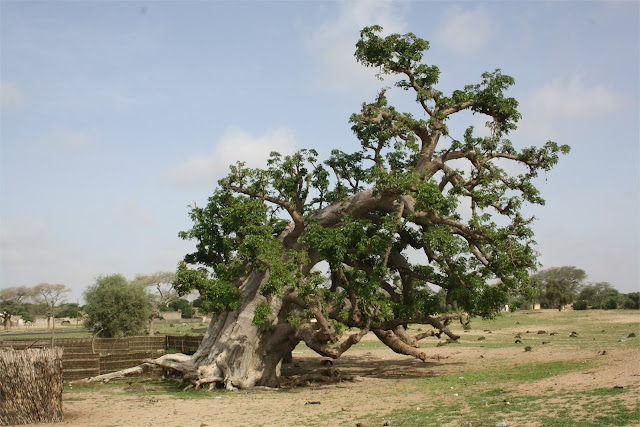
[0,347,64,425]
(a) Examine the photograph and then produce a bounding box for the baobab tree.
[96,26,569,389]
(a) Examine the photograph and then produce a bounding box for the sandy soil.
[19,311,640,427]
[23,346,638,427]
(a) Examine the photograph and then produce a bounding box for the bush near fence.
[0,335,204,381]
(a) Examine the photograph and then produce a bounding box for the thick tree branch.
[297,321,371,359]
[226,184,304,228]
[426,315,461,340]
[440,100,475,116]
[373,329,427,361]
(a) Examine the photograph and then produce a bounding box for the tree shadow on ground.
[280,352,465,387]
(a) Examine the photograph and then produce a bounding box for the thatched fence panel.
[92,336,166,354]
[0,348,64,425]
[99,352,157,374]
[130,336,166,353]
[92,337,131,353]
[0,339,49,350]
[61,353,100,381]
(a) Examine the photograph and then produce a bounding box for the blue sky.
[1,0,638,302]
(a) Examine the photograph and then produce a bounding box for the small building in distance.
[160,311,182,321]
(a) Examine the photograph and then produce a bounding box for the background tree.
[115,26,570,390]
[33,283,70,345]
[575,282,619,310]
[83,274,153,338]
[534,266,586,310]
[509,285,540,311]
[617,292,640,310]
[131,272,177,336]
[0,286,33,330]
[191,296,211,313]
[56,302,81,319]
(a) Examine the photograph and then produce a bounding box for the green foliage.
[252,302,272,327]
[572,299,588,310]
[56,303,80,318]
[173,262,241,315]
[0,286,35,328]
[83,274,154,337]
[618,292,640,310]
[576,282,619,309]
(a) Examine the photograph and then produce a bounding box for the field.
[0,321,209,340]
[22,310,640,427]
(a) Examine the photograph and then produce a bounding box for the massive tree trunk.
[147,271,299,390]
[188,273,299,389]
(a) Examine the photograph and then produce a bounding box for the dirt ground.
[20,311,640,427]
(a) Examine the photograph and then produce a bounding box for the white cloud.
[520,74,619,139]
[304,0,409,92]
[0,81,25,110]
[168,127,297,188]
[434,6,494,55]
[530,74,617,119]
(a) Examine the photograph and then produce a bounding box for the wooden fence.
[0,335,204,381]
[166,335,204,354]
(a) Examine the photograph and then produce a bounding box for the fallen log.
[83,353,192,383]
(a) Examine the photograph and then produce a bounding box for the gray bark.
[188,271,299,389]
[141,270,300,390]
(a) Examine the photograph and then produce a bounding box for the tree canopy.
[575,282,618,310]
[534,266,586,310]
[131,271,177,335]
[0,286,34,330]
[83,274,153,338]
[162,26,571,389]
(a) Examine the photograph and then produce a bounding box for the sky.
[1,0,638,303]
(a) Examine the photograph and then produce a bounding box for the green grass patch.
[418,359,593,387]
[356,384,639,427]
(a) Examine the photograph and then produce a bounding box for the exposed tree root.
[84,354,356,391]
